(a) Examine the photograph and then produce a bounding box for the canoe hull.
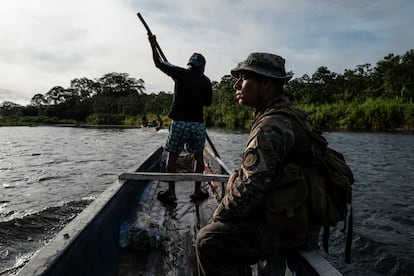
[17,147,165,276]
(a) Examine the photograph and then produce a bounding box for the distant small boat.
[16,143,343,275]
[141,117,163,131]
[140,124,162,131]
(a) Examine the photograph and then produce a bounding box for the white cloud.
[1,0,413,105]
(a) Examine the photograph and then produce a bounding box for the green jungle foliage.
[1,50,414,132]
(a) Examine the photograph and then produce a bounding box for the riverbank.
[2,122,414,134]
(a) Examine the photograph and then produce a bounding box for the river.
[0,126,413,275]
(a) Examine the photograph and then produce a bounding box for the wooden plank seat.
[118,172,230,183]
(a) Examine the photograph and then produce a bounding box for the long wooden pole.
[205,132,220,158]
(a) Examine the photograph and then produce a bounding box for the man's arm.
[213,116,296,221]
[148,35,162,67]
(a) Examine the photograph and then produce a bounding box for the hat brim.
[231,66,292,83]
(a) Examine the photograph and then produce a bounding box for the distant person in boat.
[156,115,163,130]
[147,34,213,203]
[196,53,321,275]
[141,115,148,127]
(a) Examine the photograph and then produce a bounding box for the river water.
[0,126,413,275]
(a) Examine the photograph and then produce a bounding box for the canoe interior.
[16,146,229,276]
[115,146,229,275]
[116,172,220,275]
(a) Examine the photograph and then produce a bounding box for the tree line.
[1,49,413,132]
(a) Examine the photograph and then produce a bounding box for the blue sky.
[1,0,413,105]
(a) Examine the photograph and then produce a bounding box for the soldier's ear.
[262,77,274,90]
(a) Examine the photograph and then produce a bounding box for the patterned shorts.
[165,121,206,154]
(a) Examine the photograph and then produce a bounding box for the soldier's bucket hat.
[231,52,292,83]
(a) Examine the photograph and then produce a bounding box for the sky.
[1,0,413,106]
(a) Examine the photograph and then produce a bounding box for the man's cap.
[188,53,206,67]
[231,52,292,83]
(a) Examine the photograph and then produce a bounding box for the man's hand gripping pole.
[137,12,168,62]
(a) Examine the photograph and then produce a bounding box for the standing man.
[147,34,212,203]
[195,53,321,275]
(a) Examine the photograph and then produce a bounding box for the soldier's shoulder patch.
[243,148,258,170]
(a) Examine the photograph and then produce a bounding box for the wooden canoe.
[15,145,230,275]
[16,145,343,276]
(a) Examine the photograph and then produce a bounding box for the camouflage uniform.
[196,53,319,275]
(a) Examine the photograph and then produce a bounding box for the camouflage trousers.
[195,219,275,276]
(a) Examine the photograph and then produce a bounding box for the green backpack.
[270,104,354,263]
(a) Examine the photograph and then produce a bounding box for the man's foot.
[157,190,177,203]
[190,190,209,202]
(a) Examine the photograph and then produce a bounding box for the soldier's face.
[233,71,261,107]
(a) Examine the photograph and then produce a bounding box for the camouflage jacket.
[213,95,310,222]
